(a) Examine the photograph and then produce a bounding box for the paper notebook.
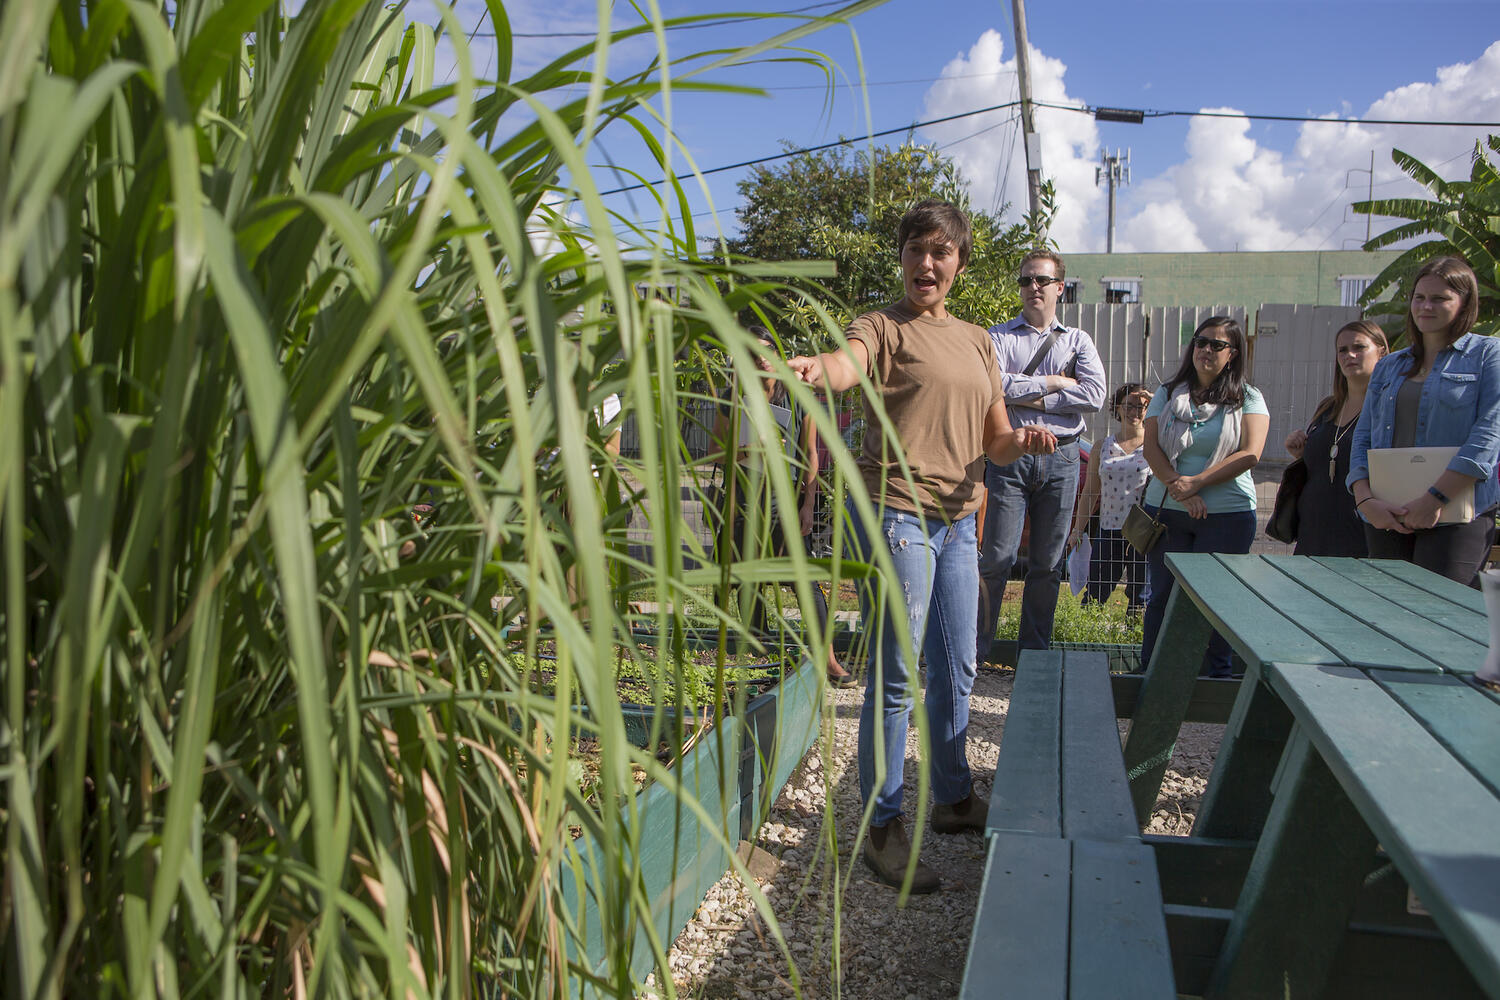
[1367,446,1475,524]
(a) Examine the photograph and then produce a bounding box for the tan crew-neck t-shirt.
[845,304,1004,522]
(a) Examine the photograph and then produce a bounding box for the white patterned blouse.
[1097,433,1151,531]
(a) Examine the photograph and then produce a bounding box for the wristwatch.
[1428,485,1451,505]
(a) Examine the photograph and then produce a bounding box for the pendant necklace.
[1327,416,1356,483]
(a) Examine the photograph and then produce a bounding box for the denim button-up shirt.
[1347,332,1500,516]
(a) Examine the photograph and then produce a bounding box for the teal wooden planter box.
[558,657,823,995]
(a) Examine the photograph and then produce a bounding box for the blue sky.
[436,0,1500,254]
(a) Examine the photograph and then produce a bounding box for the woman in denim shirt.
[1348,256,1500,585]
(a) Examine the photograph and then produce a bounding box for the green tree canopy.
[1355,136,1500,339]
[724,140,1053,338]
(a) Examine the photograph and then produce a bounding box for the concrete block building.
[1057,249,1404,310]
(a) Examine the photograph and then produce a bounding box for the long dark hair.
[1163,316,1247,407]
[1314,319,1387,422]
[1403,256,1479,377]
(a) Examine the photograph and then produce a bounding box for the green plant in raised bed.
[511,645,787,707]
[995,589,1146,645]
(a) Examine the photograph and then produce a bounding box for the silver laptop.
[1367,447,1474,524]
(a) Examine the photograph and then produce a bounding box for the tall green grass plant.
[2,1,896,995]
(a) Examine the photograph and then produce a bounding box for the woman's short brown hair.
[897,199,972,269]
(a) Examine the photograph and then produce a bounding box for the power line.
[993,76,1021,216]
[1280,187,1348,252]
[1032,99,1500,129]
[596,100,1023,196]
[626,136,1486,244]
[591,94,1494,208]
[1368,143,1476,187]
[756,69,1016,92]
[506,2,847,38]
[1300,144,1481,251]
[934,112,1019,152]
[597,98,1498,199]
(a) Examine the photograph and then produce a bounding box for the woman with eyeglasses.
[1282,320,1388,556]
[1140,317,1268,678]
[1348,256,1500,585]
[1068,382,1153,615]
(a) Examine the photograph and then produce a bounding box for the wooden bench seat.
[962,650,1176,998]
[985,650,1139,842]
[960,832,1175,999]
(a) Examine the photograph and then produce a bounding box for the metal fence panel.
[1061,304,1249,446]
[613,303,1360,576]
[1248,303,1363,464]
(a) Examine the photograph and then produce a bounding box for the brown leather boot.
[862,818,941,894]
[931,790,990,834]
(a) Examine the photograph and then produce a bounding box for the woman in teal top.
[1140,316,1269,677]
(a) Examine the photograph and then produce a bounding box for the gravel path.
[643,666,1222,999]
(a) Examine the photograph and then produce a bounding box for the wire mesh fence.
[611,354,1305,651]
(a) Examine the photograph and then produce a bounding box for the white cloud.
[920,36,1500,253]
[1118,42,1500,252]
[1118,110,1305,252]
[919,29,1102,252]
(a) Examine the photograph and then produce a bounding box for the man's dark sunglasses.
[1016,274,1061,289]
[1192,335,1234,353]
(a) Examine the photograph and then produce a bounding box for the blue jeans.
[1140,506,1257,678]
[976,441,1080,656]
[851,504,980,826]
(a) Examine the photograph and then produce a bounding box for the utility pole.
[1344,150,1376,247]
[1095,148,1130,253]
[1365,149,1374,244]
[1011,0,1044,234]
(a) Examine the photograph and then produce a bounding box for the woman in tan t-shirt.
[790,200,1055,894]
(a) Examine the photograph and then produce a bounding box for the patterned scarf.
[1157,383,1241,473]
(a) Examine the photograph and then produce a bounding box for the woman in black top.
[1283,320,1388,556]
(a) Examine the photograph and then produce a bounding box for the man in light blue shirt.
[977,249,1106,657]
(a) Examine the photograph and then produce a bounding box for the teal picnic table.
[1121,553,1500,999]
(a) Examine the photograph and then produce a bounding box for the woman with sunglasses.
[1348,256,1500,585]
[1068,382,1153,615]
[1283,320,1388,556]
[1140,317,1268,678]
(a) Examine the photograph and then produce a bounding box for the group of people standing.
[778,199,1498,895]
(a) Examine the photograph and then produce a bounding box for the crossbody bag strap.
[1020,328,1061,376]
[1138,474,1163,522]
